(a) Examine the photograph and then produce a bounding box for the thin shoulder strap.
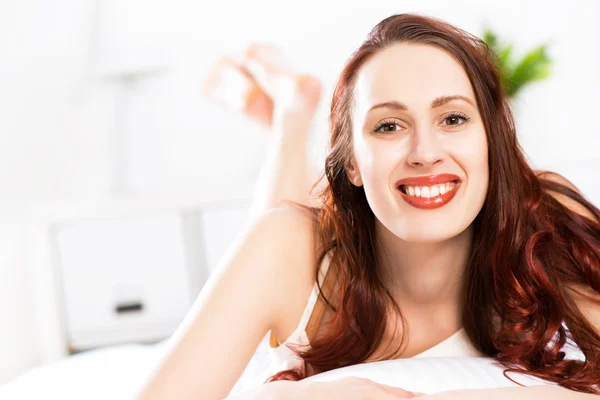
[305,251,338,343]
[268,250,337,348]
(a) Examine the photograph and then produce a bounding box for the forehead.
[354,43,476,114]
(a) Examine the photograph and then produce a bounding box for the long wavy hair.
[266,13,600,394]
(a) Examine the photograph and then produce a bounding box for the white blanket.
[1,343,166,400]
[2,336,563,399]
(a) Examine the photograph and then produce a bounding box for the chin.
[394,222,468,244]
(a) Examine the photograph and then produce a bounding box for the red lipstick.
[395,174,462,210]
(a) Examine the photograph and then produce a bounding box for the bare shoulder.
[251,205,324,344]
[565,283,600,335]
[248,204,321,292]
[535,170,598,222]
[247,205,320,268]
[536,171,600,334]
[249,204,318,241]
[232,205,321,304]
[135,205,322,399]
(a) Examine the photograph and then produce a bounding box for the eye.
[441,112,470,127]
[373,119,403,134]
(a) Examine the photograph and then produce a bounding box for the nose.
[406,128,445,168]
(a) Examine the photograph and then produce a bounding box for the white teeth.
[401,181,458,198]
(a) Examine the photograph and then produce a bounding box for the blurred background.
[1,0,599,397]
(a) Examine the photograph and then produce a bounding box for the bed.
[2,331,567,399]
[3,192,587,399]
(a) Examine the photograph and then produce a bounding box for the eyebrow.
[367,95,476,113]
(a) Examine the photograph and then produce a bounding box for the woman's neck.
[375,222,473,318]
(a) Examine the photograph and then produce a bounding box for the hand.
[259,377,425,399]
[410,386,594,400]
[201,43,322,134]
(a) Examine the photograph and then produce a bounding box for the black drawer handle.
[115,301,144,314]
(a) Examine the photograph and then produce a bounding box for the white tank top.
[229,251,585,395]
[265,251,485,376]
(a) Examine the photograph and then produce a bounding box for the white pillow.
[303,357,557,395]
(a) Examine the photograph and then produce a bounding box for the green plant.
[482,28,552,98]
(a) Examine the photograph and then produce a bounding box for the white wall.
[99,0,600,198]
[0,0,599,382]
[0,0,116,381]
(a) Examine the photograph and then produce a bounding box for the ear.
[346,157,363,187]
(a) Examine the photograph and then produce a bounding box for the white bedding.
[2,335,560,399]
[1,342,167,400]
[305,356,557,394]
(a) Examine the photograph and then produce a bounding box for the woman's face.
[348,43,489,243]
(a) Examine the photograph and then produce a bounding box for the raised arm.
[134,206,318,400]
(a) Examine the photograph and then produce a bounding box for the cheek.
[451,126,488,165]
[356,140,397,184]
[460,133,489,194]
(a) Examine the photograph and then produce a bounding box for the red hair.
[266,13,600,394]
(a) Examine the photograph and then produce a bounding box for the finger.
[378,383,425,398]
[404,391,426,398]
[346,377,421,398]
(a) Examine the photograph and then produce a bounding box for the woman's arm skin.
[536,171,600,332]
[227,378,597,399]
[227,377,424,399]
[134,207,319,400]
[202,44,325,219]
[420,385,598,399]
[251,102,325,219]
[536,170,598,222]
[231,376,594,399]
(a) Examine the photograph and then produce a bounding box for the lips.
[395,173,461,187]
[394,173,462,210]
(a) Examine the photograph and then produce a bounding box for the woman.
[136,14,600,399]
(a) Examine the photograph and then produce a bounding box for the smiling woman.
[262,14,600,394]
[136,13,600,400]
[347,42,489,244]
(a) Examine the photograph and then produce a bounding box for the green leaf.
[496,45,513,70]
[482,28,498,51]
[481,27,552,98]
[482,29,512,96]
[506,45,552,97]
